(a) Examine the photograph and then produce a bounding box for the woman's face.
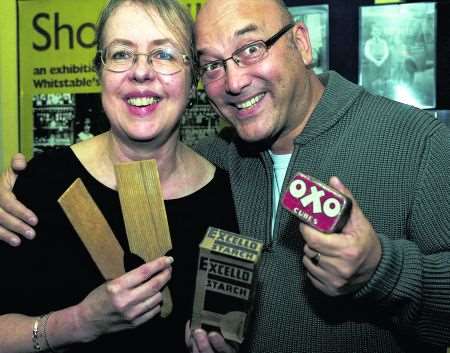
[100,2,192,146]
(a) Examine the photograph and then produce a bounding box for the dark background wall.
[283,0,450,108]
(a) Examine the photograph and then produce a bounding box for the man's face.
[196,0,313,148]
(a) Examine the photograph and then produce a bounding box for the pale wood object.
[58,178,125,280]
[115,159,173,317]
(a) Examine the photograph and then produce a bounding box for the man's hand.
[0,153,38,246]
[301,176,382,296]
[185,322,238,353]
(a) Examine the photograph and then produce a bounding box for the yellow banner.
[19,0,206,157]
[179,0,206,18]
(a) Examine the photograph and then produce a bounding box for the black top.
[0,147,239,353]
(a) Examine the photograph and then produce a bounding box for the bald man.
[186,0,450,352]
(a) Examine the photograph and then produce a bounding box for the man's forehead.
[201,0,275,11]
[196,2,276,37]
[195,0,283,53]
[197,0,279,28]
[195,21,266,57]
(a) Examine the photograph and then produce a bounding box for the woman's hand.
[74,256,173,343]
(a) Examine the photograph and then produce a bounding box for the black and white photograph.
[73,93,109,143]
[180,89,222,147]
[33,93,109,155]
[33,91,222,153]
[33,93,76,154]
[359,2,436,109]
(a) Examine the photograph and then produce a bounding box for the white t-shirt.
[269,151,292,238]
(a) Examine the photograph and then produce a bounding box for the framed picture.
[288,4,329,74]
[359,3,437,109]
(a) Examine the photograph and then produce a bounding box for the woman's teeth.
[127,97,160,107]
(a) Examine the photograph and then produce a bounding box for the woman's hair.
[93,0,197,83]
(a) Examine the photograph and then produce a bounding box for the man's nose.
[224,59,251,94]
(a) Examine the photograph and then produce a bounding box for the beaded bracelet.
[32,315,44,351]
[32,313,57,352]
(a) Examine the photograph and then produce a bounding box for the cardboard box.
[191,227,263,343]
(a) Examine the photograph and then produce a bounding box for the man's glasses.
[199,23,294,85]
[100,44,190,75]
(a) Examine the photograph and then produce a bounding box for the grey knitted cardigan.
[194,71,450,353]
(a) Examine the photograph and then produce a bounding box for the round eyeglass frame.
[199,23,295,84]
[99,46,191,75]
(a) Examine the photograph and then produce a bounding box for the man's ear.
[292,22,313,67]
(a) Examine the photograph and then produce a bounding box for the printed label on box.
[191,227,263,343]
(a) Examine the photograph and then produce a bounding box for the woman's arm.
[0,256,173,352]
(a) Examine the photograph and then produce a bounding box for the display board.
[18,0,102,156]
[359,2,436,109]
[18,0,214,157]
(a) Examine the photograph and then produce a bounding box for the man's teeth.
[127,97,160,107]
[236,94,264,109]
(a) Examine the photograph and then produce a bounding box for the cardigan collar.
[230,70,364,155]
[293,71,364,146]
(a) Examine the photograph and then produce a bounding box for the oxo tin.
[281,172,352,233]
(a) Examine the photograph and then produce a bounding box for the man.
[363,24,390,95]
[1,0,450,352]
[187,0,450,352]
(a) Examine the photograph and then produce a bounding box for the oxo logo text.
[288,178,342,218]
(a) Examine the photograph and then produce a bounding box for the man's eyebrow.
[197,24,260,57]
[235,24,258,37]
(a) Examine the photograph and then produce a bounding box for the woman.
[0,0,238,352]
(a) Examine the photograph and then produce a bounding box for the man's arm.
[351,126,450,347]
[302,126,450,347]
[0,153,38,246]
[193,127,235,172]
